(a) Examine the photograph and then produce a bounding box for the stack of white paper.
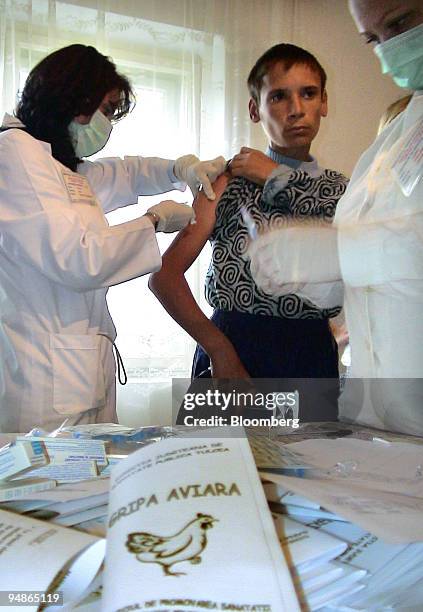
[259,437,423,543]
[29,491,109,527]
[0,478,110,528]
[296,516,423,610]
[257,435,423,609]
[263,481,346,522]
[272,514,367,610]
[0,477,57,501]
[265,486,423,610]
[273,514,347,574]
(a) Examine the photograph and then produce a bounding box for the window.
[88,21,222,384]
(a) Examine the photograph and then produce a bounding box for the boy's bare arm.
[149,173,250,378]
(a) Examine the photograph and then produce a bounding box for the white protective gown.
[0,114,183,432]
[250,91,423,435]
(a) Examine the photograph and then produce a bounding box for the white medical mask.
[68,109,112,157]
[374,23,423,90]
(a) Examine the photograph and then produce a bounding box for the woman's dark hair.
[15,44,134,170]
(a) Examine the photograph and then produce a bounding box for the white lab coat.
[0,114,183,432]
[250,91,423,435]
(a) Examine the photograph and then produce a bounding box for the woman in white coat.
[0,44,225,432]
[249,0,423,436]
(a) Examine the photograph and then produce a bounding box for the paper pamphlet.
[284,512,423,609]
[103,434,300,612]
[297,562,343,593]
[272,514,347,575]
[260,436,423,543]
[306,572,366,611]
[52,504,109,527]
[0,479,110,521]
[279,505,344,522]
[72,570,103,612]
[293,516,407,574]
[0,477,56,501]
[261,470,423,543]
[262,482,320,509]
[269,514,367,611]
[344,546,423,609]
[262,482,345,520]
[3,477,110,503]
[31,492,109,520]
[295,563,366,611]
[0,508,105,611]
[74,515,107,537]
[1,499,54,513]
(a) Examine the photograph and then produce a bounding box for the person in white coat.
[248,0,423,436]
[0,44,226,433]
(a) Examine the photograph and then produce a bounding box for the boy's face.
[249,61,327,160]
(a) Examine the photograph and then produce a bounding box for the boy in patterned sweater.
[149,44,348,420]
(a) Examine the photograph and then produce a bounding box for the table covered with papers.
[0,422,422,611]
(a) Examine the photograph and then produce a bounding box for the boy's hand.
[210,348,251,379]
[229,147,278,185]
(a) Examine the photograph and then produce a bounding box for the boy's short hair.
[248,43,327,104]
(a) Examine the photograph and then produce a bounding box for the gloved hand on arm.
[173,154,227,200]
[145,201,195,233]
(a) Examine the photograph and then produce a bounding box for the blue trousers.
[191,309,339,421]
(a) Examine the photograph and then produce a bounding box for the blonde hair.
[378,95,412,134]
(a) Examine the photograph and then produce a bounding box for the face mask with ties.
[374,22,423,91]
[68,109,112,158]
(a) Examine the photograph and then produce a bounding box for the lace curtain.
[0,0,400,425]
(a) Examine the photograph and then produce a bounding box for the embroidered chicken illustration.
[125,513,218,576]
